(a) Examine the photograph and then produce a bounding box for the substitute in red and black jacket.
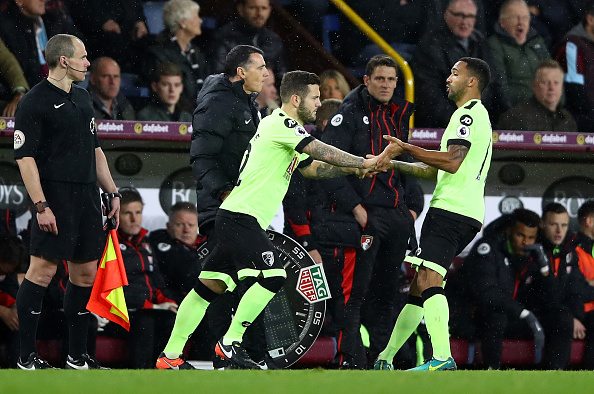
[317,55,423,369]
[460,209,574,370]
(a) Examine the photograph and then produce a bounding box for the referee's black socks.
[63,281,92,359]
[16,279,47,360]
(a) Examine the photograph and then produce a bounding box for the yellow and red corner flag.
[87,229,130,331]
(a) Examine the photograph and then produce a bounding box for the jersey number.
[236,143,252,187]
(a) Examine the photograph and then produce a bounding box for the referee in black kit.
[13,34,120,370]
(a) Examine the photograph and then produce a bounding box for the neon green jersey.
[221,108,313,229]
[430,99,493,225]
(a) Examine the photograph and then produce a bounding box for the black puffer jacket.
[148,229,206,304]
[189,74,260,228]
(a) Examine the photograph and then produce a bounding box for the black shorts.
[30,181,104,262]
[199,209,286,291]
[405,208,479,278]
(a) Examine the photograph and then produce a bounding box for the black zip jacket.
[148,229,207,304]
[189,74,260,227]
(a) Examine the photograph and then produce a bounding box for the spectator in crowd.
[88,57,135,121]
[211,0,286,78]
[0,38,29,117]
[574,200,594,368]
[137,62,192,122]
[555,1,594,133]
[338,0,442,66]
[487,0,550,108]
[255,67,278,118]
[413,0,506,127]
[497,59,577,131]
[527,1,584,50]
[142,0,209,114]
[461,209,574,369]
[320,55,423,368]
[69,0,149,71]
[104,188,178,369]
[319,69,350,101]
[149,202,206,304]
[0,0,80,87]
[0,234,25,367]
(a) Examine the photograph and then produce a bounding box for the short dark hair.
[223,45,264,76]
[459,57,491,93]
[585,0,594,22]
[45,34,77,69]
[279,70,320,104]
[169,202,197,219]
[511,208,541,228]
[578,200,594,224]
[535,59,563,79]
[365,55,398,77]
[542,202,568,217]
[120,187,144,206]
[152,62,183,83]
[315,98,342,130]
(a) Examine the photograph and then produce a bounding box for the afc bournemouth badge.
[361,235,373,251]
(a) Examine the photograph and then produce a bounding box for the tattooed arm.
[301,139,367,168]
[389,160,438,180]
[382,136,469,174]
[299,160,360,179]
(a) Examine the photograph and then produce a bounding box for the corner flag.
[87,229,130,331]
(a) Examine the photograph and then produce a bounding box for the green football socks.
[422,287,452,361]
[223,282,275,345]
[163,289,210,358]
[378,298,424,362]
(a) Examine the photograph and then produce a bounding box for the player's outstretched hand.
[376,135,405,170]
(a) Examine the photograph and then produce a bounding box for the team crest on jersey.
[330,114,343,126]
[13,130,25,150]
[363,116,369,125]
[158,242,172,252]
[361,235,373,251]
[477,243,491,255]
[89,117,97,134]
[294,126,309,137]
[262,251,275,266]
[284,118,298,128]
[456,125,470,138]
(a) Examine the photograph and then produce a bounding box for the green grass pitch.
[2,370,594,394]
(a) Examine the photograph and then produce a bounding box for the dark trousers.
[0,322,19,368]
[199,223,266,363]
[478,307,573,369]
[582,311,594,369]
[103,309,175,369]
[326,206,412,368]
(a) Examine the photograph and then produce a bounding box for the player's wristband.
[35,201,49,213]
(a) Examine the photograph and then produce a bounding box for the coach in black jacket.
[188,45,268,366]
[320,55,423,369]
[189,45,266,233]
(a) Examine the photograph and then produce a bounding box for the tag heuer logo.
[361,235,373,251]
[262,251,275,267]
[296,265,331,304]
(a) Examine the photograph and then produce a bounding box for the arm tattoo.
[303,139,364,168]
[308,161,351,179]
[391,160,438,180]
[449,144,469,163]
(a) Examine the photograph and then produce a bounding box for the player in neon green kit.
[373,57,493,371]
[156,71,379,370]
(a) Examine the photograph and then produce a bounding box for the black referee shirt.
[13,80,100,183]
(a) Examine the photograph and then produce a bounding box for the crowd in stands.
[2,0,594,370]
[0,0,593,132]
